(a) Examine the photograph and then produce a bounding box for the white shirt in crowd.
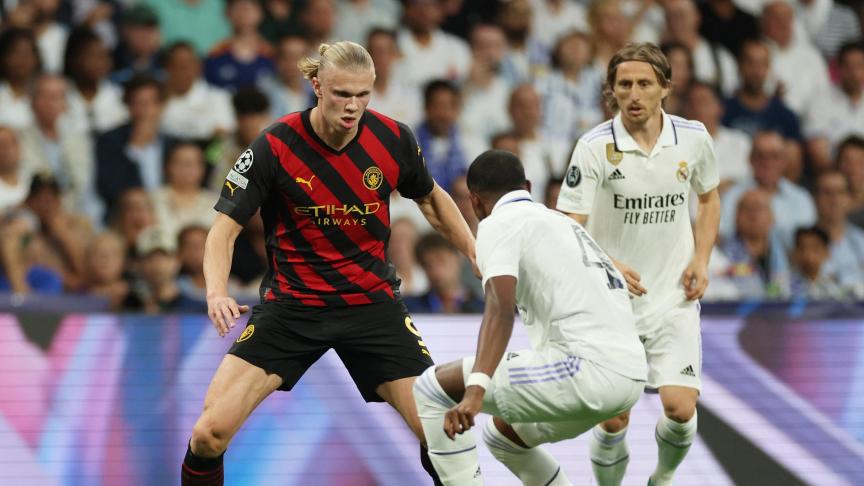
[519,136,571,202]
[333,0,401,44]
[534,67,605,143]
[0,171,31,214]
[804,86,864,149]
[692,39,739,97]
[161,80,236,140]
[459,77,512,140]
[66,81,128,134]
[368,63,423,129]
[397,29,472,88]
[36,23,69,74]
[529,0,588,52]
[712,126,752,184]
[769,37,832,116]
[0,83,32,129]
[557,113,719,323]
[476,189,647,381]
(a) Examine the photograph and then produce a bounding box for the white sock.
[481,420,572,486]
[413,366,483,486]
[652,410,697,486]
[589,425,630,486]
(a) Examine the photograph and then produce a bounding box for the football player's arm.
[204,213,249,337]
[415,183,476,264]
[684,188,720,300]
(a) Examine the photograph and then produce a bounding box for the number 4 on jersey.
[571,225,625,290]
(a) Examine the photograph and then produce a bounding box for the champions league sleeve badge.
[566,165,581,188]
[233,149,254,174]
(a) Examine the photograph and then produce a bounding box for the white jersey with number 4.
[557,112,719,328]
[476,190,647,381]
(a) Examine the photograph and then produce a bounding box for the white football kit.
[557,112,719,390]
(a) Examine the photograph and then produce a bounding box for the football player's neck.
[310,106,357,151]
[622,109,663,153]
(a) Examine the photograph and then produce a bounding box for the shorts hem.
[226,350,294,391]
[361,364,434,403]
[646,380,701,393]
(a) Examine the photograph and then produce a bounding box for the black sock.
[181,442,224,486]
[421,445,443,486]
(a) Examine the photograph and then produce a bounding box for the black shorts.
[228,298,434,402]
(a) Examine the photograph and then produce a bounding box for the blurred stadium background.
[1,0,863,484]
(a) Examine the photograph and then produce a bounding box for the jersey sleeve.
[691,131,720,195]
[476,218,524,289]
[396,124,435,199]
[214,132,278,225]
[556,139,603,214]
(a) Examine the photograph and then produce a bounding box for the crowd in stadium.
[0,0,862,312]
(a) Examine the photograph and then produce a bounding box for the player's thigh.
[641,301,702,392]
[377,375,425,440]
[335,300,434,402]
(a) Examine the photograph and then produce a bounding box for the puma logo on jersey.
[224,181,238,196]
[295,175,316,190]
[608,169,625,180]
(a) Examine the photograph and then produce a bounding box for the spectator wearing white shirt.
[459,24,512,140]
[799,0,861,58]
[720,130,816,247]
[837,136,864,229]
[587,0,633,72]
[63,27,128,136]
[162,41,236,142]
[334,0,402,44]
[662,0,739,96]
[529,0,589,54]
[496,0,550,84]
[152,143,219,238]
[259,35,314,120]
[760,0,831,117]
[534,30,604,142]
[0,126,30,213]
[812,170,864,292]
[804,42,864,171]
[365,28,422,128]
[30,0,68,74]
[686,81,752,193]
[0,28,40,130]
[397,0,471,88]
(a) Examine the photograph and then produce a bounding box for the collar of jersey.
[492,190,533,213]
[611,110,678,154]
[301,108,366,155]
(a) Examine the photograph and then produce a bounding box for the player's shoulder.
[365,109,409,140]
[668,115,710,138]
[578,119,615,147]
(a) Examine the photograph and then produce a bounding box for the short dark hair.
[122,73,164,105]
[233,86,270,115]
[63,27,101,80]
[163,41,197,66]
[837,41,864,66]
[423,79,460,107]
[837,135,864,159]
[466,150,527,195]
[794,226,830,248]
[0,27,41,81]
[366,27,398,47]
[415,232,458,262]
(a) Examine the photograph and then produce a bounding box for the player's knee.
[601,411,631,433]
[663,400,696,423]
[191,419,231,456]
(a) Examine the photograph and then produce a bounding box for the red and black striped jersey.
[215,108,434,307]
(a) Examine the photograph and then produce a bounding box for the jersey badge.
[605,143,623,165]
[226,169,248,190]
[233,149,254,174]
[295,175,316,190]
[565,165,581,187]
[676,161,690,182]
[236,324,255,343]
[363,166,384,190]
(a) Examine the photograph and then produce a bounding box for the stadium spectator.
[259,34,314,120]
[495,0,547,84]
[530,0,589,55]
[660,42,695,115]
[0,125,30,213]
[259,0,295,44]
[132,225,205,313]
[760,1,831,117]
[398,0,471,88]
[789,226,851,299]
[588,0,634,71]
[404,232,484,314]
[801,0,861,59]
[415,79,484,192]
[112,187,157,258]
[812,171,864,293]
[297,0,338,49]
[334,0,402,45]
[153,143,219,238]
[204,0,275,91]
[720,188,790,299]
[543,175,562,210]
[30,0,68,74]
[686,81,752,193]
[111,5,163,84]
[490,130,521,155]
[176,225,210,303]
[366,28,422,128]
[662,0,738,96]
[447,174,484,298]
[721,131,816,246]
[388,217,429,297]
[0,211,63,295]
[63,27,128,135]
[19,74,102,223]
[162,41,236,142]
[698,0,760,56]
[96,74,176,212]
[534,30,604,142]
[804,42,864,171]
[837,136,864,228]
[207,86,271,191]
[0,28,40,129]
[70,0,118,49]
[722,39,802,140]
[146,0,231,55]
[82,231,141,310]
[459,24,511,139]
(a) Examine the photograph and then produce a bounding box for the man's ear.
[525,179,532,194]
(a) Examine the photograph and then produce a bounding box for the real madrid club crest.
[605,143,623,166]
[566,165,581,187]
[363,166,383,190]
[677,161,690,182]
[234,149,254,173]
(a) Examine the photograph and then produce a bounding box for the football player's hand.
[207,294,250,337]
[613,259,647,296]
[444,386,484,440]
[682,260,709,300]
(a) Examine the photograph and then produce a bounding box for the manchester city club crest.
[677,161,690,182]
[363,166,384,190]
[233,149,254,174]
[566,165,581,187]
